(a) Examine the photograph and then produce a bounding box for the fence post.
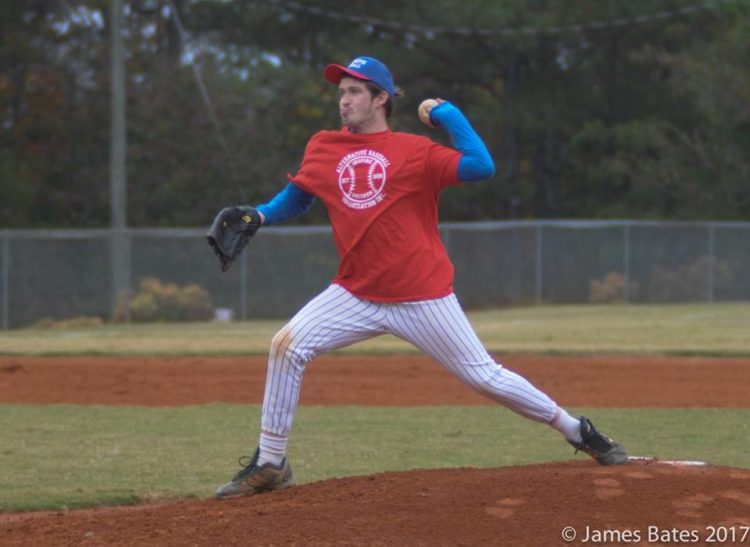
[111,229,132,322]
[442,225,452,255]
[707,224,715,303]
[240,248,247,321]
[1,233,8,330]
[623,224,631,303]
[535,224,543,305]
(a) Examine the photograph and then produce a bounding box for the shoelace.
[232,454,260,480]
[238,454,256,468]
[582,424,614,451]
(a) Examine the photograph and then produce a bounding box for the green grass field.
[1,303,748,512]
[2,405,748,512]
[1,303,749,356]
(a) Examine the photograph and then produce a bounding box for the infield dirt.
[1,354,749,546]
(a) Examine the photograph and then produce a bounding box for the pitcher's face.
[338,77,387,133]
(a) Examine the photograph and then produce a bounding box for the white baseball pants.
[261,284,560,437]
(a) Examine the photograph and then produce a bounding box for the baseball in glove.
[206,206,263,272]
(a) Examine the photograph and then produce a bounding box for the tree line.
[1,0,748,228]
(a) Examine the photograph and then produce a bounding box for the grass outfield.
[1,303,749,356]
[1,404,748,512]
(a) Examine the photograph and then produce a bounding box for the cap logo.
[349,58,367,70]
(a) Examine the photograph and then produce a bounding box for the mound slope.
[3,461,750,546]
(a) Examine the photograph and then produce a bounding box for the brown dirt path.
[1,354,749,546]
[1,354,749,407]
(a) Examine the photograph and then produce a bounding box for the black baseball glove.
[206,206,263,272]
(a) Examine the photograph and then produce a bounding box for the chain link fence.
[2,220,748,329]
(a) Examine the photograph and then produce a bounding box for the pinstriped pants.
[261,284,560,437]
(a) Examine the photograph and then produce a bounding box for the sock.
[549,408,582,443]
[258,432,288,466]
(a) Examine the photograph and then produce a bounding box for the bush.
[589,271,639,303]
[648,256,734,302]
[114,278,214,322]
[178,284,215,321]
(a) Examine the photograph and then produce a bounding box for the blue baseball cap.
[324,56,396,98]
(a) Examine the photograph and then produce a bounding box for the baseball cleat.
[215,448,295,498]
[568,416,628,466]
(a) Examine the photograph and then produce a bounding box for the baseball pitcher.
[209,56,628,498]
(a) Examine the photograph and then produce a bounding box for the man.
[215,56,627,498]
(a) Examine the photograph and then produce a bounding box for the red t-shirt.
[289,128,462,302]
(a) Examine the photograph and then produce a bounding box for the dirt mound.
[3,461,749,546]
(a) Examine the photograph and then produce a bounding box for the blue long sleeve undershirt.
[257,101,495,225]
[256,182,315,226]
[429,101,496,182]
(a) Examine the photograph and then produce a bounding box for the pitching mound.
[3,461,750,546]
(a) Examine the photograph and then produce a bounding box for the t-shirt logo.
[336,149,390,210]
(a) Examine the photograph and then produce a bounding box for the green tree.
[1,0,748,227]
